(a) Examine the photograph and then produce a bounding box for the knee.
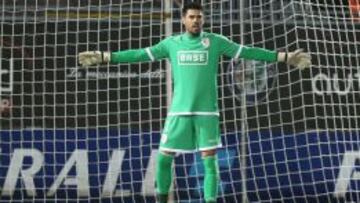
[201,149,216,157]
[160,150,176,157]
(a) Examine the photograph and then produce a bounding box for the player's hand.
[278,49,311,69]
[78,51,111,67]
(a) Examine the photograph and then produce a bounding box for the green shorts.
[159,116,221,153]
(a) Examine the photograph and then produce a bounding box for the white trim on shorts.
[159,144,222,154]
[167,112,219,116]
[198,143,223,151]
[159,146,197,153]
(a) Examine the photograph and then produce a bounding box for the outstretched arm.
[78,39,169,67]
[217,34,311,69]
[237,46,311,69]
[78,48,153,66]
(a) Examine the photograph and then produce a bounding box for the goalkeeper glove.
[78,51,111,66]
[278,49,311,69]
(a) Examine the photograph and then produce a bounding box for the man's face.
[182,9,204,34]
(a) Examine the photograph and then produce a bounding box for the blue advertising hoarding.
[0,129,240,203]
[0,129,360,202]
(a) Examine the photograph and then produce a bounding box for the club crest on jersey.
[201,38,210,48]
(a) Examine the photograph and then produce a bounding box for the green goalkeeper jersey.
[111,32,278,116]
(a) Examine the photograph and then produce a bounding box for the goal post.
[1,0,360,203]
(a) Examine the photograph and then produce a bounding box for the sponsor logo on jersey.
[177,51,208,65]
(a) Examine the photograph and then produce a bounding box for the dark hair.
[182,2,203,16]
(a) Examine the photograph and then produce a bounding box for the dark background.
[0,0,359,133]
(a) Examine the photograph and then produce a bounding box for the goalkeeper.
[79,2,311,203]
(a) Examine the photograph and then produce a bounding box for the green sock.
[156,152,174,195]
[202,155,219,202]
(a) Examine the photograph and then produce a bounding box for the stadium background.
[1,0,360,202]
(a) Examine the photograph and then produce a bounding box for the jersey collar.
[183,31,204,41]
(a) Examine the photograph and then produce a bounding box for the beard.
[188,26,202,36]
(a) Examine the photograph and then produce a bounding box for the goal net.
[0,0,360,202]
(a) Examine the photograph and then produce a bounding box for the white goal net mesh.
[0,0,360,203]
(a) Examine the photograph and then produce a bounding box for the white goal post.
[1,0,360,203]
